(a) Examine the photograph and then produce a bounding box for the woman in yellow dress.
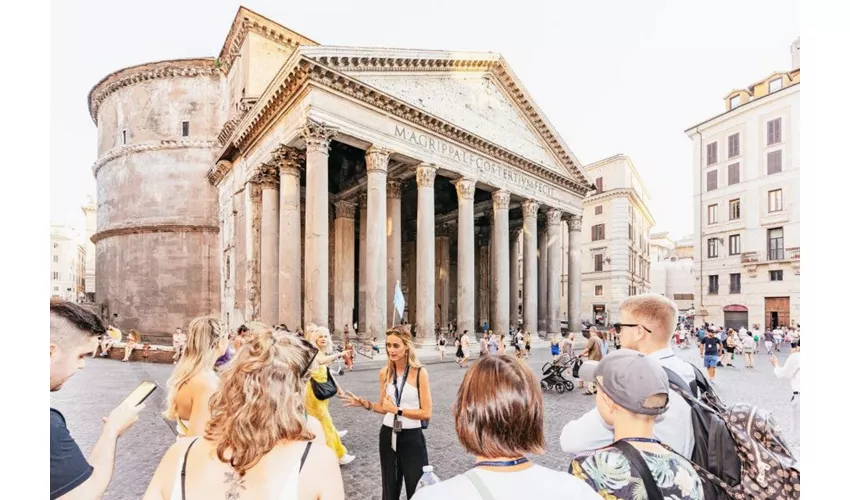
[305,325,355,465]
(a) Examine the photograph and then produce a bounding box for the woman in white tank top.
[143,330,345,500]
[341,326,433,500]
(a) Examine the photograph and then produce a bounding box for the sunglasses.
[612,322,653,334]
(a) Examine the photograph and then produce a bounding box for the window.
[768,189,783,212]
[707,238,719,258]
[595,177,603,193]
[628,223,633,241]
[769,78,782,93]
[53,271,59,280]
[768,228,784,260]
[706,142,718,165]
[595,285,603,296]
[727,163,740,185]
[592,224,605,241]
[707,170,717,191]
[728,133,740,158]
[707,204,718,225]
[770,270,784,281]
[708,275,719,294]
[729,234,741,255]
[53,286,59,292]
[595,205,603,215]
[730,95,741,108]
[730,273,741,294]
[122,129,128,145]
[673,293,695,300]
[729,199,741,220]
[629,286,637,296]
[594,254,604,272]
[767,150,782,175]
[53,255,58,263]
[182,121,190,137]
[53,243,58,248]
[767,118,782,145]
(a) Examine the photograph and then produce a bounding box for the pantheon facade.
[88,7,593,344]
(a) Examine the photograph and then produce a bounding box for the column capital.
[270,144,304,177]
[568,214,583,231]
[386,179,402,199]
[335,200,356,219]
[436,223,452,238]
[415,164,437,188]
[358,191,368,207]
[250,163,279,189]
[546,208,563,227]
[511,227,523,240]
[521,200,540,219]
[454,178,476,200]
[492,190,511,210]
[300,121,337,153]
[365,146,391,173]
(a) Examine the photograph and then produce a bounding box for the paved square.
[51,346,799,499]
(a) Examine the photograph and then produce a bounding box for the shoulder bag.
[310,365,338,401]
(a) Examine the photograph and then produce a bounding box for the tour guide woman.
[341,326,432,500]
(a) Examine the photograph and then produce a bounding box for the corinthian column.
[387,180,402,326]
[547,209,563,338]
[435,224,451,333]
[365,147,390,341]
[358,192,367,338]
[456,178,476,336]
[416,164,437,344]
[522,200,539,336]
[509,227,521,328]
[334,201,356,339]
[568,215,583,333]
[301,121,336,327]
[491,190,510,336]
[275,145,304,330]
[537,220,548,337]
[252,163,280,326]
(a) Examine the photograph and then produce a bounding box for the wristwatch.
[397,409,404,416]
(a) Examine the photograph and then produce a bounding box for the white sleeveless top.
[382,369,422,429]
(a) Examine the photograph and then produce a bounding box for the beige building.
[685,38,800,330]
[81,196,97,301]
[51,225,86,301]
[650,232,696,313]
[567,155,654,325]
[87,6,594,343]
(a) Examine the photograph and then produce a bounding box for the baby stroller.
[540,356,576,393]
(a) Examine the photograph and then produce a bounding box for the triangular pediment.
[300,47,591,191]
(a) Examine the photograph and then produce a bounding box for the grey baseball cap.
[593,349,670,416]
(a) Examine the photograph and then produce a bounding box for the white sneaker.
[339,453,356,465]
[338,430,348,439]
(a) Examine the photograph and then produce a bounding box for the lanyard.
[474,457,529,468]
[619,437,661,444]
[393,364,410,407]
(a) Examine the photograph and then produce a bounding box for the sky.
[50,0,800,240]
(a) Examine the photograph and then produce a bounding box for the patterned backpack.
[664,367,800,499]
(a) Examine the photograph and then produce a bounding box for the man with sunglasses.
[559,294,695,458]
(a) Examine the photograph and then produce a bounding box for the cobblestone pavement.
[51,345,799,499]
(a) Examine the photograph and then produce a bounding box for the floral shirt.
[570,445,703,500]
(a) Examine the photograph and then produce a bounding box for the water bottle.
[415,465,440,491]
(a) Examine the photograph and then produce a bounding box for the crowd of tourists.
[50,293,800,499]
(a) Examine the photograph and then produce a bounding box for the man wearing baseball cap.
[569,349,703,499]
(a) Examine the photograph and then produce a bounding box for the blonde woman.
[305,325,355,465]
[163,317,229,438]
[341,327,432,500]
[143,333,345,500]
[122,329,142,362]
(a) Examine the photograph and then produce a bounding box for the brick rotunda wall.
[89,59,225,344]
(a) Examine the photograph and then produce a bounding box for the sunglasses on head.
[612,322,653,334]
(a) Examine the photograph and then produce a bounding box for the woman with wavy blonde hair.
[163,316,229,437]
[341,327,432,500]
[143,332,344,500]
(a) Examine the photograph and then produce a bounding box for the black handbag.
[310,366,338,401]
[572,357,583,379]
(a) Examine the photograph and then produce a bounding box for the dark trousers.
[379,425,428,500]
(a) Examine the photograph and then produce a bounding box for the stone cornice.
[87,59,219,125]
[584,188,656,227]
[91,223,219,244]
[93,140,218,177]
[208,160,233,186]
[223,54,592,197]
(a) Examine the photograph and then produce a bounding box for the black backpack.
[664,366,800,500]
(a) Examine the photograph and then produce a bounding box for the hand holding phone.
[103,382,156,437]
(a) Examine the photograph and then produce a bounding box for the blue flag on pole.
[393,280,405,323]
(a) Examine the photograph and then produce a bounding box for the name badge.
[393,416,403,433]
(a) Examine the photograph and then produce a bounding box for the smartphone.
[121,381,157,407]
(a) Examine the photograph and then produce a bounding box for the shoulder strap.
[657,442,739,496]
[662,367,695,398]
[299,441,313,472]
[180,438,200,500]
[416,367,421,408]
[611,441,664,500]
[464,470,497,500]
